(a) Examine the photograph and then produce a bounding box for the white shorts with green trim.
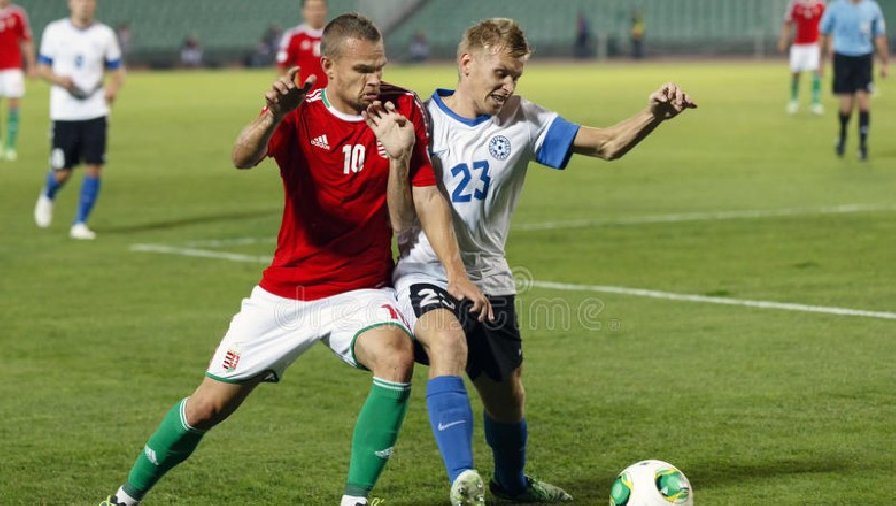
[206,286,411,383]
[0,70,25,98]
[790,44,821,73]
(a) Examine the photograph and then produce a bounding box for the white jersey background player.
[387,18,697,504]
[33,0,125,240]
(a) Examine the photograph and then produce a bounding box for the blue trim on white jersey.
[105,58,122,70]
[38,55,53,65]
[536,117,580,170]
[432,88,492,126]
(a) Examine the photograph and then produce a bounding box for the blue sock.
[75,175,101,224]
[44,170,63,199]
[427,376,475,483]
[484,414,528,494]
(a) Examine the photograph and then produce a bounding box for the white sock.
[340,494,367,506]
[114,486,140,506]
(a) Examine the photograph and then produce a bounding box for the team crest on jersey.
[489,135,511,161]
[222,349,241,372]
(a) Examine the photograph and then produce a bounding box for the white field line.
[530,280,896,321]
[130,242,896,321]
[130,243,271,264]
[513,203,896,231]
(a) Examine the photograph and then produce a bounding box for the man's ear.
[321,56,334,80]
[459,52,473,78]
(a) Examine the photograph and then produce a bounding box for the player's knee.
[366,330,414,381]
[433,328,468,362]
[184,393,230,429]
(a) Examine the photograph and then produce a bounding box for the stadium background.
[3,1,895,505]
[17,0,896,64]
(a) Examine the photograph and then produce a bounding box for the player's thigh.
[399,281,468,361]
[791,45,820,73]
[323,288,413,373]
[80,116,108,166]
[789,46,805,73]
[0,70,25,98]
[472,366,525,423]
[465,295,523,380]
[855,54,874,95]
[206,286,322,384]
[50,120,82,170]
[806,45,821,72]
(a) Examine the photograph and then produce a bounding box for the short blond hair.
[458,18,530,59]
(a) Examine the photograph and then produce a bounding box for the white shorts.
[206,286,412,383]
[790,44,821,73]
[0,69,25,98]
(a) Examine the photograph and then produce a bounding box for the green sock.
[790,76,800,102]
[5,108,19,150]
[344,378,411,497]
[811,74,822,105]
[123,398,206,500]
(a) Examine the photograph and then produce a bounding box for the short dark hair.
[321,12,381,58]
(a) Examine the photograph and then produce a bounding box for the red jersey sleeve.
[406,94,436,187]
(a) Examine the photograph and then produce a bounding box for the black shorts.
[50,116,107,169]
[408,283,522,381]
[832,53,873,95]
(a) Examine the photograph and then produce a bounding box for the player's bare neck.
[324,88,362,116]
[443,90,480,119]
[71,17,93,29]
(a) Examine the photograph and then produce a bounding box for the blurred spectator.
[247,24,283,67]
[179,35,203,68]
[408,31,429,63]
[573,11,593,58]
[115,23,131,63]
[263,23,283,55]
[630,9,645,59]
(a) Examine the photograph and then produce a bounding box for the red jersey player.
[276,0,327,89]
[0,0,35,161]
[779,0,826,114]
[99,13,489,506]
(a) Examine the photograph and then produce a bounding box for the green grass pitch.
[1,62,894,504]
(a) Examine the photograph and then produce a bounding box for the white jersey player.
[387,18,696,504]
[32,0,124,240]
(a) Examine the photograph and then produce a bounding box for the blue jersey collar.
[432,89,492,126]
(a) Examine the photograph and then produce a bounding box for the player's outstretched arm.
[364,101,417,232]
[232,66,315,169]
[413,186,494,322]
[573,82,696,161]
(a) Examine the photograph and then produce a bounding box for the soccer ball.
[608,460,693,505]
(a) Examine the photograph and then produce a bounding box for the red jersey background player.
[0,0,36,161]
[276,0,327,89]
[779,0,826,114]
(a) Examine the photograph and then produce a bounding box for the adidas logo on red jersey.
[311,134,330,150]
